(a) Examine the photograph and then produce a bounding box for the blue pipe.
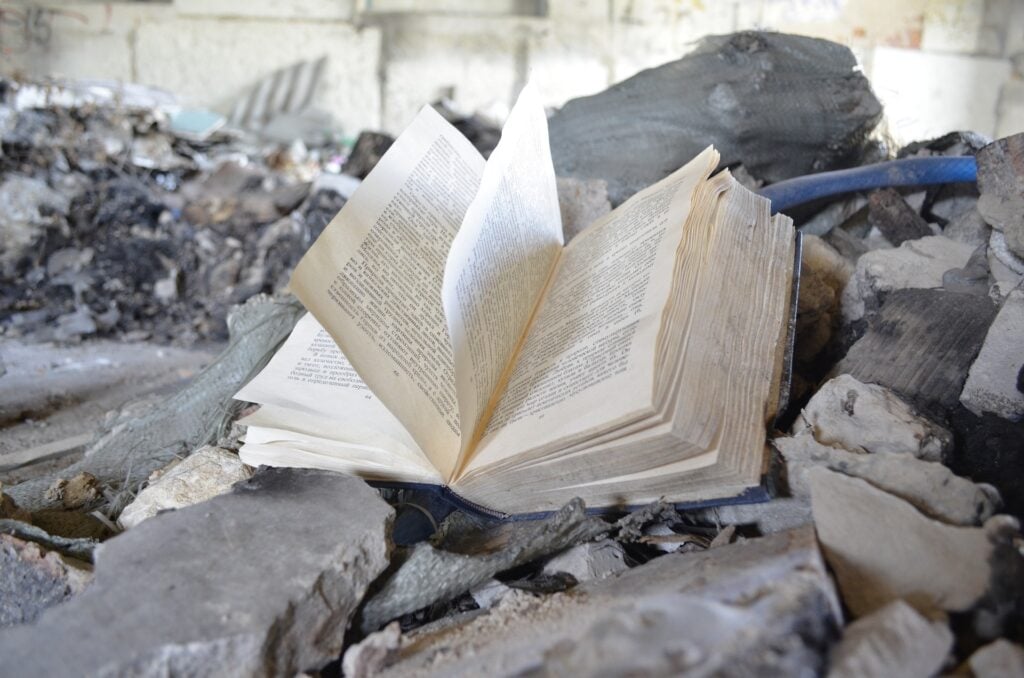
[758,156,978,214]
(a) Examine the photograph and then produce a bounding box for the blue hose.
[758,156,978,214]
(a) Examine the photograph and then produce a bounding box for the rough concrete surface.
[0,468,393,677]
[0,533,91,628]
[960,288,1024,420]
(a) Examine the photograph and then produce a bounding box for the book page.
[464,148,718,474]
[234,313,430,468]
[289,107,485,475]
[442,83,563,476]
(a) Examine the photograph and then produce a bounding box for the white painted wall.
[1,0,1021,144]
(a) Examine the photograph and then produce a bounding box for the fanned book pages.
[234,83,798,517]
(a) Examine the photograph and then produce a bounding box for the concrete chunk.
[542,539,628,582]
[969,639,1024,677]
[828,600,952,678]
[0,468,393,676]
[0,534,91,628]
[961,289,1024,421]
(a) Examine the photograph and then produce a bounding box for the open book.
[235,84,797,517]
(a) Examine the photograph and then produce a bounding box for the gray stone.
[976,133,1024,258]
[0,176,70,277]
[556,176,611,243]
[0,534,91,628]
[469,578,512,610]
[943,243,991,296]
[809,467,1002,618]
[841,236,975,322]
[961,289,1024,420]
[549,31,881,205]
[118,445,251,529]
[0,468,393,676]
[542,539,628,582]
[867,188,932,246]
[793,374,952,461]
[342,622,402,678]
[828,600,952,678]
[969,639,1024,677]
[944,208,992,248]
[378,527,840,677]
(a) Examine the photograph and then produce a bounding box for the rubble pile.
[1,32,1024,678]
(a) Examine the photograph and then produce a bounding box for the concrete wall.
[1,0,1022,144]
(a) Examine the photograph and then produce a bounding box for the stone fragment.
[809,467,998,618]
[867,188,933,246]
[378,527,840,676]
[0,534,91,627]
[976,133,1024,258]
[0,176,70,277]
[968,639,1024,677]
[342,131,395,179]
[835,289,998,418]
[828,600,952,678]
[469,579,512,610]
[0,468,393,676]
[796,235,854,364]
[342,622,402,678]
[794,374,952,461]
[0,483,32,523]
[556,176,611,242]
[43,472,101,510]
[542,539,628,582]
[960,289,1024,421]
[549,31,881,205]
[944,207,991,248]
[841,235,976,322]
[118,446,251,529]
[778,434,997,526]
[942,243,990,298]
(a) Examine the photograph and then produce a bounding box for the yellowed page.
[465,148,718,474]
[234,313,431,469]
[442,83,563,474]
[289,107,485,475]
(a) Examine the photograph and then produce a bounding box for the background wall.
[1,0,1022,144]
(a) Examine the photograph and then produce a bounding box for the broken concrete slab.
[835,289,998,418]
[968,638,1024,677]
[0,533,91,628]
[961,289,1024,421]
[118,446,251,529]
[549,31,881,205]
[541,539,628,583]
[841,235,976,323]
[0,468,393,676]
[777,434,997,526]
[828,600,952,678]
[794,374,952,461]
[945,207,992,248]
[976,133,1024,259]
[867,188,933,246]
[377,527,840,676]
[809,467,1001,618]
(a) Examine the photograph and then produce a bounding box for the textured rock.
[809,467,998,618]
[778,434,997,526]
[549,31,881,205]
[969,639,1024,677]
[0,534,91,627]
[841,236,975,322]
[828,600,952,678]
[794,374,952,461]
[835,289,998,418]
[944,207,991,248]
[976,133,1024,258]
[0,176,70,277]
[0,468,393,676]
[118,446,251,529]
[961,289,1024,421]
[378,527,840,677]
[542,539,628,582]
[556,176,610,243]
[867,188,933,246]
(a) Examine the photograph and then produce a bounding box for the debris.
[960,289,1024,421]
[4,294,303,514]
[835,289,998,418]
[342,622,402,678]
[793,374,952,461]
[549,31,882,205]
[0,519,99,563]
[541,539,628,583]
[377,527,839,676]
[556,176,611,242]
[944,207,992,248]
[943,243,991,296]
[469,579,512,610]
[968,639,1024,677]
[0,483,31,523]
[949,407,1024,522]
[867,188,934,246]
[342,131,395,179]
[841,235,976,323]
[43,472,100,510]
[0,468,393,676]
[828,600,953,678]
[0,533,91,627]
[809,467,1003,618]
[796,235,854,366]
[118,446,251,529]
[228,56,327,136]
[976,133,1024,259]
[0,175,70,277]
